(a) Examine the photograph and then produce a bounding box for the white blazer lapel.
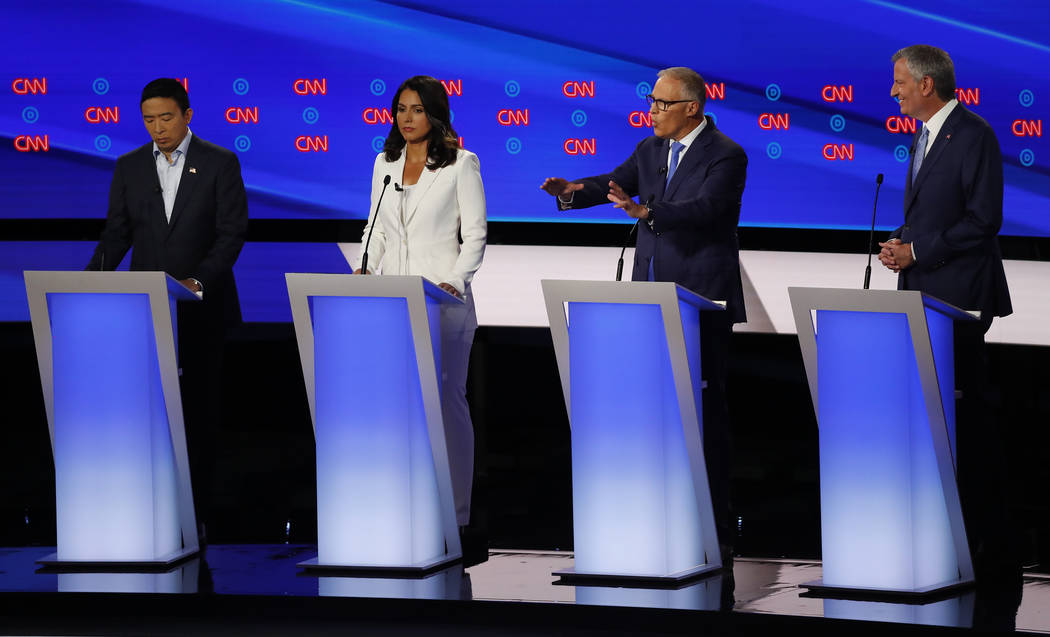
[385,153,407,199]
[404,165,442,224]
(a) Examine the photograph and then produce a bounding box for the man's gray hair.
[658,67,707,110]
[892,45,956,102]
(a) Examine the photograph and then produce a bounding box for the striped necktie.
[911,126,929,182]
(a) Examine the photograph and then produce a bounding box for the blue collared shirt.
[154,129,193,223]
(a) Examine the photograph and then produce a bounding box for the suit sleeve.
[444,153,487,294]
[191,151,249,287]
[355,154,388,272]
[86,159,133,270]
[557,141,643,210]
[649,147,747,233]
[911,126,1004,269]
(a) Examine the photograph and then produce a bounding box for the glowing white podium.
[286,274,463,574]
[24,271,200,568]
[541,280,725,584]
[789,287,976,597]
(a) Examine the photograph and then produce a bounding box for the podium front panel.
[312,295,444,567]
[48,292,180,562]
[816,309,957,590]
[568,301,704,576]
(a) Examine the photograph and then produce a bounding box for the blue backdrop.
[2,0,1047,234]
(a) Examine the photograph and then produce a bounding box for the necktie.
[666,141,685,186]
[911,126,929,182]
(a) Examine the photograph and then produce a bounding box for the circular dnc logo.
[1019,89,1034,108]
[830,114,846,132]
[1019,149,1035,167]
[571,109,587,127]
[705,111,717,125]
[894,145,910,162]
[505,80,521,97]
[92,77,110,95]
[506,137,522,155]
[766,142,783,159]
[234,135,251,152]
[21,106,39,123]
[302,107,319,124]
[765,83,782,101]
[635,81,652,99]
[370,79,386,96]
[94,135,112,152]
[371,136,385,153]
[232,78,250,95]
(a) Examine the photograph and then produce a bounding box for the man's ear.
[920,77,935,98]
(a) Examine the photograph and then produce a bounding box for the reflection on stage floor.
[0,545,1042,634]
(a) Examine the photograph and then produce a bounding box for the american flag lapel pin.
[189,167,197,174]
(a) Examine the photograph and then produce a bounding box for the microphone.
[658,166,667,175]
[616,195,653,281]
[360,175,391,275]
[394,183,404,192]
[155,184,162,194]
[862,173,885,290]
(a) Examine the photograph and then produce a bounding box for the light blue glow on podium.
[311,295,444,567]
[567,301,704,577]
[925,307,956,460]
[48,292,180,562]
[57,561,199,594]
[318,565,466,599]
[824,593,974,628]
[575,575,722,610]
[816,310,958,591]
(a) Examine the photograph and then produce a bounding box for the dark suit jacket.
[87,134,249,324]
[563,117,748,323]
[891,104,1011,318]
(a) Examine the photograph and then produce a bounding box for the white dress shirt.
[154,129,192,223]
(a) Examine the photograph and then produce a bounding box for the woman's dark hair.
[383,75,460,169]
[140,78,190,113]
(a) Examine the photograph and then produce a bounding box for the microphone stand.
[361,175,392,275]
[863,173,885,289]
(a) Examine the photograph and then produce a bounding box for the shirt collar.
[672,117,707,151]
[153,128,193,161]
[922,99,957,142]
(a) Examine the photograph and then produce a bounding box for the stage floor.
[0,545,1044,635]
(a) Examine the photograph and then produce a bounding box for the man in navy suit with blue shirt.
[879,45,1015,582]
[541,67,747,562]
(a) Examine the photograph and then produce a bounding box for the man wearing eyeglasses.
[540,66,747,565]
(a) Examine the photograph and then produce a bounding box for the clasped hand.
[877,239,914,272]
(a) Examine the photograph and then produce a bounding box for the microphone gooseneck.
[863,173,885,290]
[616,195,653,281]
[361,175,392,275]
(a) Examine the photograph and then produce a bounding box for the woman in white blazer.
[355,76,487,528]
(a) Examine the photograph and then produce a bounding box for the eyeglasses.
[645,94,694,112]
